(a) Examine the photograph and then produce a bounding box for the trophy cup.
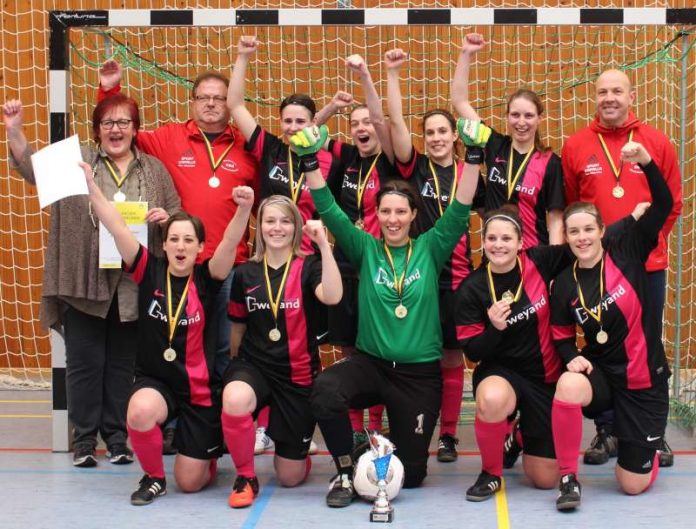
[369,434,395,523]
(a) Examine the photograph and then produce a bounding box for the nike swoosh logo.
[302,437,312,443]
[207,445,219,453]
[154,289,164,297]
[316,331,329,341]
[494,157,506,164]
[646,435,661,442]
[245,285,262,294]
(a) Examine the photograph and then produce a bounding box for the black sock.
[318,414,354,474]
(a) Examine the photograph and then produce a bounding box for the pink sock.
[440,365,464,436]
[368,405,384,431]
[644,452,660,492]
[221,412,256,478]
[552,399,583,476]
[349,409,364,432]
[257,406,270,429]
[128,424,165,479]
[474,416,507,477]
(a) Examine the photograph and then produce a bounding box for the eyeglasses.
[193,95,227,104]
[100,119,133,130]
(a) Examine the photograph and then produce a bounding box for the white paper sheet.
[29,135,87,208]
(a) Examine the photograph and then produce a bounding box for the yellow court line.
[0,414,52,419]
[0,400,51,404]
[495,477,511,529]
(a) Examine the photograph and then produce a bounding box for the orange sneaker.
[228,475,259,508]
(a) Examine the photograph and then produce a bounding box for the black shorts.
[328,275,358,346]
[439,288,459,350]
[223,358,315,460]
[582,366,668,474]
[132,375,223,460]
[473,363,555,459]
[311,352,442,487]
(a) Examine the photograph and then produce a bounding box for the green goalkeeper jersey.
[311,185,471,363]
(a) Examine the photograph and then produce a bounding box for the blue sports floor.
[2,390,695,529]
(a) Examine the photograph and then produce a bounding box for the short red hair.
[92,93,140,143]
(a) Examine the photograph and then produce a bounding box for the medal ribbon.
[572,257,605,326]
[597,130,634,184]
[199,127,234,177]
[263,255,293,326]
[102,158,130,191]
[166,271,192,348]
[383,239,413,301]
[356,153,381,214]
[486,257,524,303]
[287,148,307,204]
[428,159,458,217]
[506,145,535,200]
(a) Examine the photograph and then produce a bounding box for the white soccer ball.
[352,451,405,502]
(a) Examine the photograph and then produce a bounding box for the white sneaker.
[254,427,274,455]
[308,440,319,455]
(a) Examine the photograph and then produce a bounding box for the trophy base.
[370,507,394,523]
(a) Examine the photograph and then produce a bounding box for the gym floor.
[2,390,695,529]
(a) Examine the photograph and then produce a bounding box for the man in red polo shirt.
[561,68,682,468]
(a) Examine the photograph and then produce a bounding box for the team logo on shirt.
[420,181,450,203]
[246,296,300,312]
[572,283,627,324]
[220,159,239,173]
[177,148,196,168]
[374,267,422,288]
[506,295,547,325]
[583,154,602,176]
[147,300,201,325]
[488,167,506,186]
[342,174,375,191]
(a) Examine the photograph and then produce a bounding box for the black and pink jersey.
[397,149,473,291]
[227,256,324,387]
[328,140,398,273]
[550,160,673,390]
[455,246,573,383]
[484,129,565,248]
[247,126,342,253]
[125,246,223,407]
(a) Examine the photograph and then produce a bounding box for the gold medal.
[113,191,126,202]
[596,330,608,344]
[268,328,281,342]
[501,290,515,304]
[612,185,624,199]
[395,304,408,319]
[163,347,177,362]
[209,175,220,188]
[354,218,365,230]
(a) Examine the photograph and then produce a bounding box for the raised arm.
[290,125,330,191]
[80,161,140,267]
[346,54,394,163]
[208,186,254,280]
[227,36,262,142]
[384,49,413,164]
[2,99,30,165]
[303,220,343,305]
[454,122,491,205]
[451,33,485,121]
[315,90,354,127]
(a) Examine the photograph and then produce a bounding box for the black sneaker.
[465,471,502,502]
[437,434,459,463]
[583,427,617,465]
[326,473,355,508]
[556,473,581,511]
[503,421,522,469]
[162,426,177,455]
[73,445,97,468]
[107,444,134,465]
[658,438,674,468]
[131,474,167,506]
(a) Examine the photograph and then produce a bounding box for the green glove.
[290,125,329,157]
[457,118,492,147]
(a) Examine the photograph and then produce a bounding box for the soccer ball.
[352,451,405,502]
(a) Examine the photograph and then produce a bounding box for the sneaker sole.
[556,498,580,511]
[437,453,458,463]
[73,455,97,468]
[109,455,134,465]
[326,497,354,508]
[131,490,166,506]
[465,491,496,502]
